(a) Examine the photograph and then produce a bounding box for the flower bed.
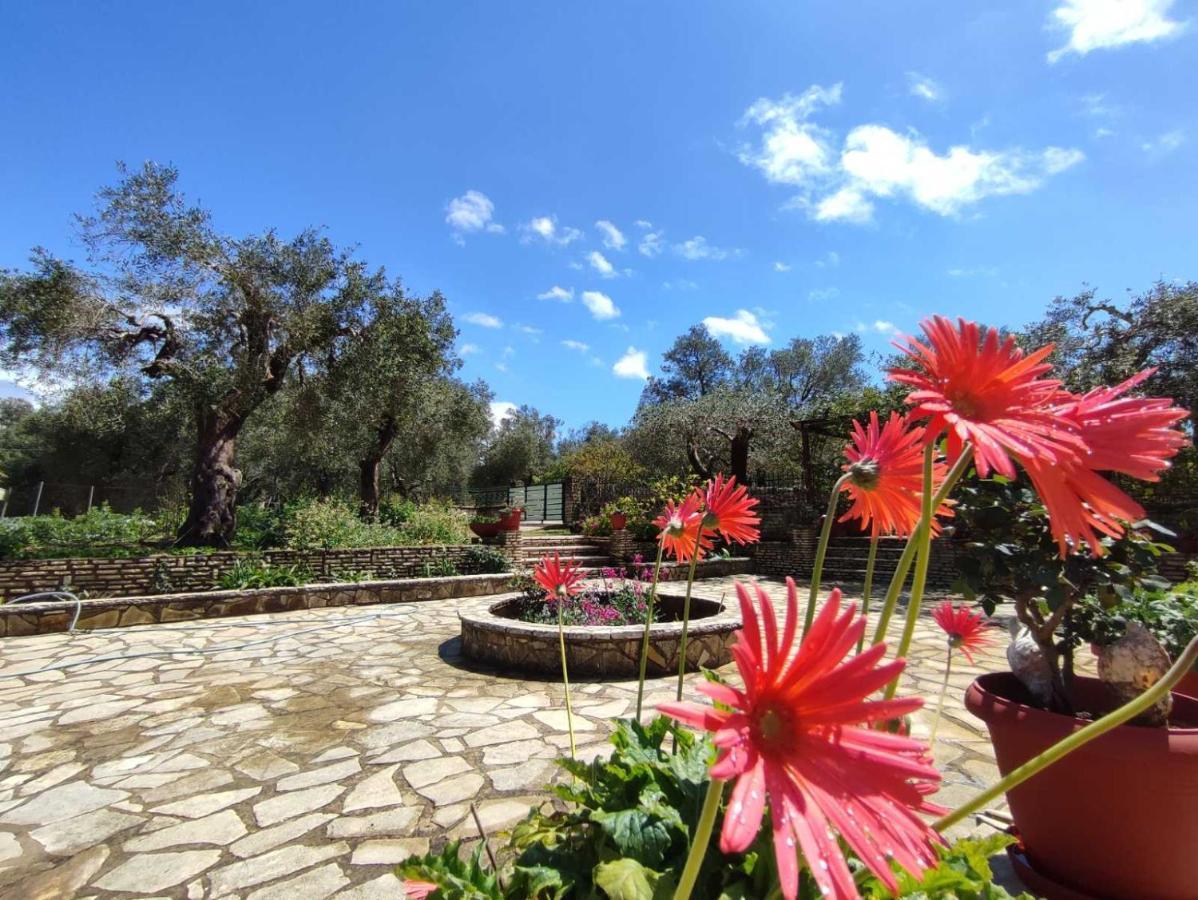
[458,591,740,677]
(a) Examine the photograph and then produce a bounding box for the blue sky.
[1,1,1195,431]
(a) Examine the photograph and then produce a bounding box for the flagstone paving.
[0,577,1014,898]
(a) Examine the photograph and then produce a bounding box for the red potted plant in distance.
[497,504,523,532]
[468,511,501,540]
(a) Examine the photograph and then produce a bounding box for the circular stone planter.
[459,593,742,678]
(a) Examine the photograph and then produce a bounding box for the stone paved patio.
[0,577,1012,898]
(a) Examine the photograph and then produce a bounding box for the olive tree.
[0,163,378,545]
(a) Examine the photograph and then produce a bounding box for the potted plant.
[468,511,501,539]
[948,452,1198,898]
[498,504,523,531]
[602,498,633,531]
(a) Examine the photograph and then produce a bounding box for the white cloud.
[639,231,664,257]
[808,287,840,302]
[517,324,542,336]
[494,361,508,373]
[561,339,590,352]
[674,235,740,261]
[948,265,999,278]
[445,190,504,240]
[634,219,654,229]
[907,72,942,103]
[1048,0,1185,62]
[522,215,582,245]
[595,220,627,250]
[1142,129,1186,155]
[581,290,620,321]
[814,187,875,223]
[537,285,574,302]
[662,279,699,291]
[489,401,516,426]
[613,347,650,380]
[773,261,791,272]
[816,250,841,268]
[588,250,617,278]
[463,312,503,328]
[738,84,843,185]
[739,87,1085,223]
[459,342,480,356]
[872,320,897,334]
[703,309,771,345]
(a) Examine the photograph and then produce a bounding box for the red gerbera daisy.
[891,316,1084,479]
[533,553,584,602]
[701,473,761,545]
[660,580,943,900]
[930,602,991,664]
[838,411,952,538]
[653,492,713,562]
[1020,369,1190,556]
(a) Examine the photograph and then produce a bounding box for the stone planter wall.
[0,572,514,638]
[0,540,523,602]
[459,593,741,678]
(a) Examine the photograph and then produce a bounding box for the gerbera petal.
[719,756,767,854]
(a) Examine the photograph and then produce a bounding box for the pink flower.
[533,553,584,602]
[660,581,943,900]
[930,602,991,664]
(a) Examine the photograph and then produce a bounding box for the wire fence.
[0,481,171,518]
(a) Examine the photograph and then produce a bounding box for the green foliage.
[950,475,1172,617]
[1074,580,1198,670]
[281,497,468,549]
[462,546,511,574]
[231,504,288,550]
[216,559,312,590]
[857,834,1033,900]
[400,718,1020,900]
[472,405,561,488]
[420,555,460,578]
[0,504,171,560]
[398,842,502,899]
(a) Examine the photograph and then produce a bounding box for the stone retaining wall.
[0,572,514,638]
[0,538,525,602]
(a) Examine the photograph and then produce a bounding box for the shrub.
[396,498,470,544]
[1075,581,1198,670]
[281,498,405,550]
[232,504,287,550]
[420,555,459,578]
[462,545,511,574]
[216,559,312,589]
[0,504,170,560]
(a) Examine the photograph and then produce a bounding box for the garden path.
[0,577,1009,898]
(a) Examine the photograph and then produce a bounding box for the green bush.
[216,559,312,589]
[462,545,511,574]
[232,503,287,550]
[281,498,405,549]
[395,497,470,544]
[420,555,459,577]
[0,504,171,560]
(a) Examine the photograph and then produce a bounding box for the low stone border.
[459,592,743,678]
[0,572,514,638]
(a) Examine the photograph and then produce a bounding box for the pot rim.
[966,671,1198,738]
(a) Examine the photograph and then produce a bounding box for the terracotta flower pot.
[498,509,522,531]
[965,672,1198,900]
[469,521,500,539]
[610,512,627,531]
[1176,669,1198,700]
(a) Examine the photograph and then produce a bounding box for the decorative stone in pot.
[965,672,1198,900]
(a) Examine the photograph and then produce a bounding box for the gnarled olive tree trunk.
[177,408,245,547]
[358,415,399,521]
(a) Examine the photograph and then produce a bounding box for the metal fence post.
[32,481,44,517]
[86,485,95,513]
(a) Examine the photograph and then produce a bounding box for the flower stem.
[871,445,973,647]
[673,777,726,900]
[936,633,1198,833]
[928,646,952,744]
[857,533,879,653]
[805,473,852,636]
[635,541,666,720]
[883,445,936,700]
[556,601,576,761]
[675,528,705,702]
